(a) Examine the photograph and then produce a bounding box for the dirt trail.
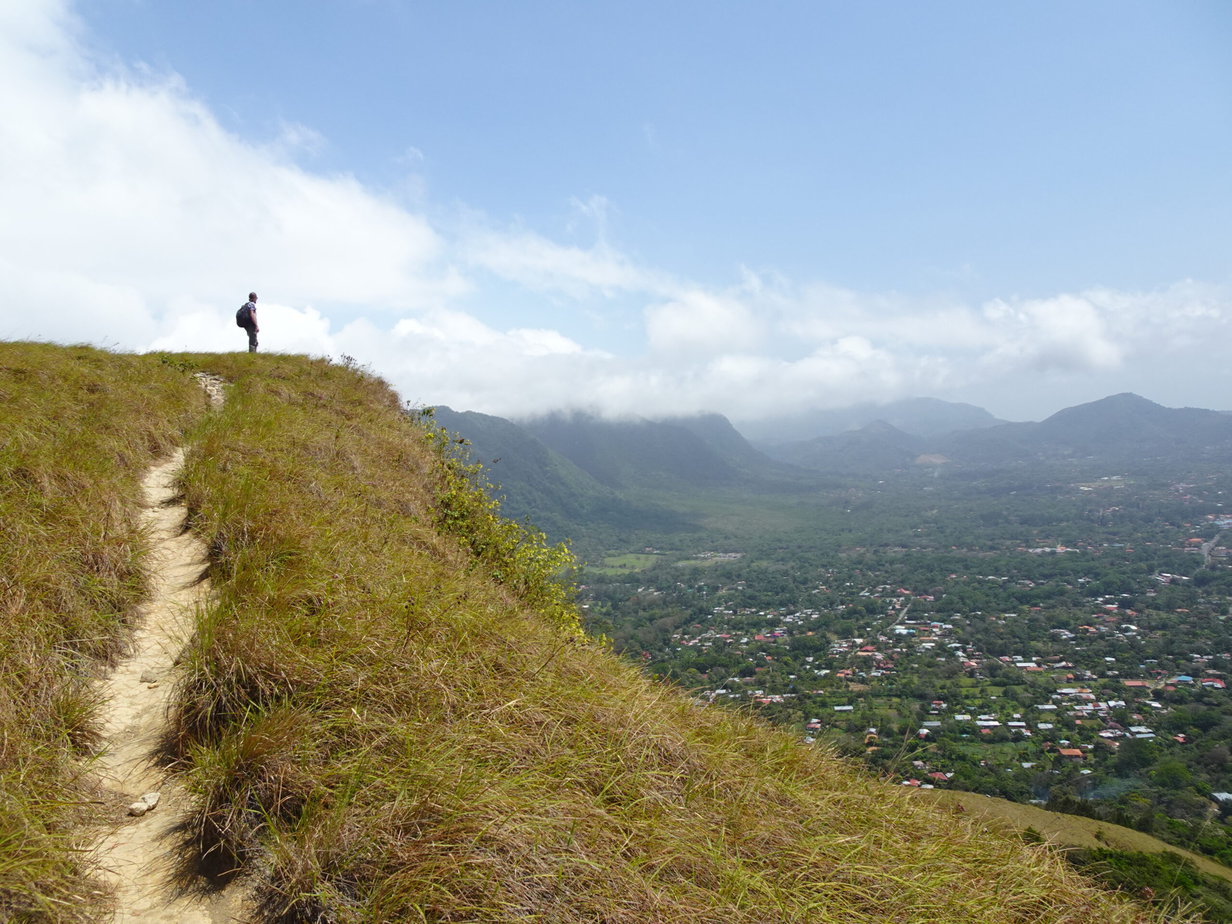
[89,375,241,922]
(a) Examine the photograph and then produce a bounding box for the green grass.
[1066,848,1232,921]
[0,343,203,920]
[1,345,1189,922]
[588,552,663,575]
[919,789,1232,919]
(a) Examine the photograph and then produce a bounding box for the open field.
[589,551,664,574]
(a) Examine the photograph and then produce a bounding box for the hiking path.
[87,373,241,922]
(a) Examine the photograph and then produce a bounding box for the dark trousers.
[243,322,258,352]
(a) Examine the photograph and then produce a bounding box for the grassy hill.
[522,411,755,490]
[0,342,1186,922]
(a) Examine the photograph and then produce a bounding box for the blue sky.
[2,0,1229,424]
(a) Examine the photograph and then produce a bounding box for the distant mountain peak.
[1048,392,1159,415]
[1041,393,1170,430]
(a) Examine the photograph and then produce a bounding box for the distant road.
[879,601,912,638]
[1201,530,1226,567]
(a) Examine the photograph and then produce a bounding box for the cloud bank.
[3,0,1229,422]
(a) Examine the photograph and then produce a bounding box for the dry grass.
[0,343,203,920]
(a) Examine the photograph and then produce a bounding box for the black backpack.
[236,304,251,327]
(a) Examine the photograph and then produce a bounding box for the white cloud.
[149,302,336,356]
[267,120,328,159]
[566,194,614,241]
[644,289,764,357]
[328,313,612,416]
[460,224,663,300]
[2,1,1229,425]
[0,259,153,346]
[0,1,462,345]
[981,294,1122,373]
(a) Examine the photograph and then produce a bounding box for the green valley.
[575,464,1232,917]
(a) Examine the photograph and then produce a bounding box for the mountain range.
[776,392,1232,473]
[433,393,1232,542]
[429,407,696,539]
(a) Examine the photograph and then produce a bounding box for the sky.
[1,0,1229,425]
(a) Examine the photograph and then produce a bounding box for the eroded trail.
[89,378,240,922]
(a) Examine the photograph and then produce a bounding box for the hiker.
[237,292,259,352]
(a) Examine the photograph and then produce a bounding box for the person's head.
[249,292,258,301]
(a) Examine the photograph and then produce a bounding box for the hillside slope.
[1,344,1177,922]
[521,411,757,490]
[773,419,928,473]
[430,406,692,547]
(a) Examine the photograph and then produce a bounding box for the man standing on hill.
[237,292,259,352]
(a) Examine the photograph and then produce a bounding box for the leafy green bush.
[1067,847,1232,921]
[417,407,580,635]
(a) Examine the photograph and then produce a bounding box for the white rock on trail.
[127,791,162,816]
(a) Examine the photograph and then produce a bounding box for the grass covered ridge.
[1,345,1178,921]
